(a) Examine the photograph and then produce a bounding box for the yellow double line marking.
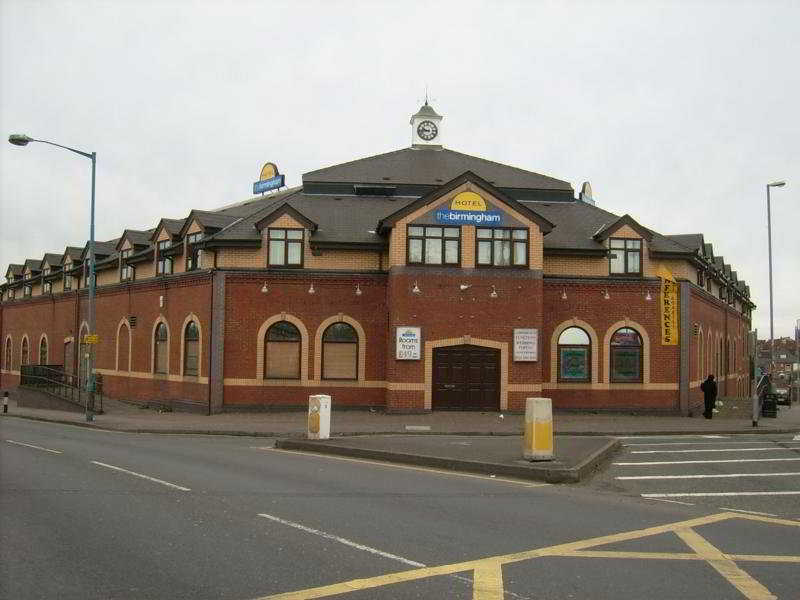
[256,512,800,600]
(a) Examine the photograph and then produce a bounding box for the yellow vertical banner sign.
[658,266,679,345]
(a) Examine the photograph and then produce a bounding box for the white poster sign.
[396,327,421,360]
[514,328,538,362]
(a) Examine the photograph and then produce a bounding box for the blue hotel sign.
[253,162,285,194]
[434,191,503,225]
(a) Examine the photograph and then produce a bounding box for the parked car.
[775,387,790,405]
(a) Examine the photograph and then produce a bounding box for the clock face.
[417,120,438,141]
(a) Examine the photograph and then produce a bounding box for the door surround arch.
[424,336,508,411]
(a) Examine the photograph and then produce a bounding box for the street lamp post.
[766,181,786,372]
[8,134,97,422]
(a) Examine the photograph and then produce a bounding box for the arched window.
[184,322,200,376]
[698,334,704,383]
[265,321,301,379]
[39,337,48,365]
[21,337,29,366]
[322,322,358,380]
[4,338,11,371]
[610,327,643,383]
[154,323,168,374]
[557,327,590,382]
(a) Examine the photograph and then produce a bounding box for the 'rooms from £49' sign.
[435,191,503,225]
[396,327,421,360]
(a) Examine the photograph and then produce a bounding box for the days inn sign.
[435,191,503,225]
[253,162,285,194]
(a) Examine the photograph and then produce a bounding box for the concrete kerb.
[274,437,621,484]
[1,413,798,438]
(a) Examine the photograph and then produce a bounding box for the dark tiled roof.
[412,103,441,118]
[303,147,573,191]
[7,264,24,276]
[209,188,414,247]
[666,234,704,253]
[24,259,42,272]
[126,229,154,247]
[95,239,120,258]
[42,253,63,268]
[188,210,241,230]
[703,243,714,258]
[161,219,185,236]
[525,201,615,252]
[63,247,84,262]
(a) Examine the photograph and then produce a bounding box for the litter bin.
[761,394,778,418]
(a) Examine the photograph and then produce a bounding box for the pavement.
[2,390,799,483]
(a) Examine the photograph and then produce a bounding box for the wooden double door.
[432,345,500,411]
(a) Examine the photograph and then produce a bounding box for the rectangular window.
[609,238,642,275]
[406,226,460,266]
[43,281,52,294]
[23,285,31,297]
[268,229,304,267]
[322,343,358,379]
[611,348,642,382]
[476,228,528,267]
[265,341,300,379]
[157,240,173,275]
[63,273,72,291]
[697,270,705,287]
[559,347,589,381]
[185,232,203,271]
[120,249,133,281]
[184,340,199,376]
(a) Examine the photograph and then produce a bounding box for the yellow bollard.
[308,394,331,440]
[523,397,553,461]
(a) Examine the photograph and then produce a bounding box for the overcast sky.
[1,0,797,338]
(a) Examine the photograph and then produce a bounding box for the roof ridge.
[302,148,410,178]
[443,148,572,187]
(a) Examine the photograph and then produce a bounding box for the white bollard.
[523,397,553,461]
[308,394,331,440]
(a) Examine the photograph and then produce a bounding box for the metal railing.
[19,364,104,413]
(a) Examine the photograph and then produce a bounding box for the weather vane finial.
[424,84,429,106]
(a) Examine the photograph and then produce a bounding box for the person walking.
[701,374,718,419]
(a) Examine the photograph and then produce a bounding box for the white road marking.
[257,512,424,567]
[616,435,730,439]
[642,491,800,498]
[263,447,549,488]
[631,447,798,454]
[5,439,62,454]
[624,440,797,447]
[90,461,191,491]
[618,472,800,480]
[719,507,779,517]
[257,513,531,599]
[615,457,800,466]
[644,498,696,506]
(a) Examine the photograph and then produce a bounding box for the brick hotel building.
[0,104,755,414]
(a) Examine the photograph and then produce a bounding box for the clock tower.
[410,101,443,149]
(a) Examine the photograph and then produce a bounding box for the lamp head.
[768,181,786,188]
[8,134,33,147]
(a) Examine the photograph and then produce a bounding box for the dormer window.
[186,232,203,271]
[157,240,173,275]
[609,238,642,275]
[268,229,303,267]
[43,267,50,276]
[120,249,133,281]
